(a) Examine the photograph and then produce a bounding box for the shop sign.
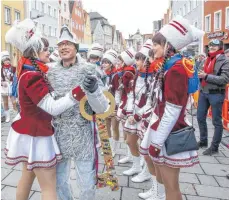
[207,31,228,40]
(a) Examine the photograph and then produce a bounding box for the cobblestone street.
[1,110,229,200]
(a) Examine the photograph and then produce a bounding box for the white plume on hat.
[58,25,78,45]
[139,39,153,57]
[5,18,43,54]
[49,50,60,62]
[1,51,10,61]
[88,43,104,58]
[103,49,118,65]
[159,15,205,50]
[120,47,136,66]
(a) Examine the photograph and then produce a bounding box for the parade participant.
[197,39,229,155]
[122,39,153,176]
[137,50,165,199]
[88,43,106,85]
[47,25,108,200]
[1,51,18,122]
[116,48,136,164]
[4,19,108,200]
[148,16,204,200]
[101,49,120,156]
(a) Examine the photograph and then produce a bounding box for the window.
[15,10,20,21]
[64,3,66,12]
[32,0,37,9]
[193,0,197,8]
[205,14,211,32]
[214,10,222,30]
[42,24,45,34]
[4,7,11,24]
[48,5,51,16]
[49,26,51,36]
[61,16,63,25]
[41,2,45,13]
[188,1,191,13]
[180,8,183,16]
[226,7,229,29]
[72,21,75,28]
[54,9,57,18]
[79,24,81,31]
[183,4,186,16]
[194,21,198,28]
[76,23,78,30]
[5,43,12,59]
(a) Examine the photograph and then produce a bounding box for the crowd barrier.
[192,84,229,131]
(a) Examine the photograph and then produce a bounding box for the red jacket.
[120,66,136,107]
[150,63,188,132]
[12,69,54,137]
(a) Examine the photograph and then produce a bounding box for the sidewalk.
[1,110,229,200]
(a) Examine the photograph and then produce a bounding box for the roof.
[89,12,111,27]
[69,0,75,15]
[89,12,107,20]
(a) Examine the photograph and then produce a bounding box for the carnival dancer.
[146,16,204,200]
[88,43,106,85]
[122,39,154,176]
[133,50,165,199]
[47,25,109,200]
[4,19,109,200]
[116,48,136,164]
[101,49,120,157]
[1,51,18,122]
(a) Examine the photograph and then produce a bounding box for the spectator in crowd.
[1,51,18,122]
[197,39,229,155]
[225,48,229,58]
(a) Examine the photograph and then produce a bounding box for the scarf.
[17,57,49,77]
[150,58,164,73]
[201,49,224,87]
[2,63,11,69]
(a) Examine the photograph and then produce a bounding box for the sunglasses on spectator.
[208,39,221,46]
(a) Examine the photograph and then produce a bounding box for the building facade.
[171,0,204,55]
[25,0,59,52]
[126,29,144,51]
[90,20,105,46]
[203,0,229,52]
[59,0,71,30]
[89,12,112,50]
[112,26,118,52]
[83,10,92,45]
[70,0,84,43]
[1,0,25,63]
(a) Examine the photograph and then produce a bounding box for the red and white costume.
[116,65,136,122]
[116,48,136,123]
[4,19,109,170]
[144,16,204,168]
[123,40,154,136]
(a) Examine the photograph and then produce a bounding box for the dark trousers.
[197,91,225,149]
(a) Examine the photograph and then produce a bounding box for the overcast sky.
[82,0,169,39]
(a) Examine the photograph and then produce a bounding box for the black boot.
[197,141,208,148]
[203,146,218,156]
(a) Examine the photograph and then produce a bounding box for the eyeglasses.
[208,39,221,46]
[57,41,74,48]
